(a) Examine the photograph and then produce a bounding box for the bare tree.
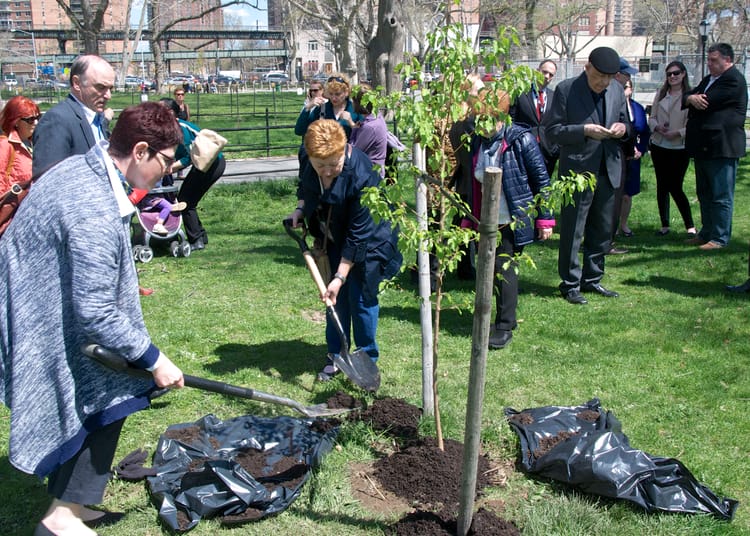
[54,0,110,54]
[367,0,405,92]
[146,0,262,91]
[536,0,608,63]
[287,0,366,81]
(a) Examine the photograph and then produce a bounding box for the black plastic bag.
[146,414,338,531]
[504,398,738,520]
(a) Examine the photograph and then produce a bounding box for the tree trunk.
[367,0,405,93]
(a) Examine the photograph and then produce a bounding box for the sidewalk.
[220,155,299,183]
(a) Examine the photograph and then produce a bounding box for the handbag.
[185,125,227,172]
[0,142,31,238]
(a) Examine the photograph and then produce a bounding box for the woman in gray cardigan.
[0,102,185,535]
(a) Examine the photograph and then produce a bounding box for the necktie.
[536,90,545,120]
[93,113,104,140]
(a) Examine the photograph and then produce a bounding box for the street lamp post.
[698,20,709,79]
[10,28,37,79]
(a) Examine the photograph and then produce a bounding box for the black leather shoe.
[84,510,125,528]
[488,329,513,349]
[607,246,629,255]
[189,238,205,251]
[562,289,588,304]
[726,279,750,293]
[582,283,619,297]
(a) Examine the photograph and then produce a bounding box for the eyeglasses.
[327,76,346,84]
[666,70,683,77]
[20,115,41,124]
[148,146,176,169]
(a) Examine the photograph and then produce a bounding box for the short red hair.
[0,96,40,136]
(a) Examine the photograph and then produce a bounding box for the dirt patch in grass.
[347,397,520,535]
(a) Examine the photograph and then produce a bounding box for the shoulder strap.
[2,136,15,182]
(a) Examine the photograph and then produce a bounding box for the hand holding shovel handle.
[283,219,380,392]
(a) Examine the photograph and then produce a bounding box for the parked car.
[124,76,144,87]
[264,73,289,84]
[3,77,17,88]
[310,72,330,83]
[209,75,236,86]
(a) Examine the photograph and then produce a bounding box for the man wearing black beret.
[543,46,632,304]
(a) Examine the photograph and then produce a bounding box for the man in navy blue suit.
[511,59,558,175]
[32,55,115,177]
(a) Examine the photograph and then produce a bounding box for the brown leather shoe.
[685,236,706,245]
[698,241,723,250]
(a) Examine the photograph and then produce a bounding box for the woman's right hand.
[287,207,304,227]
[152,353,184,389]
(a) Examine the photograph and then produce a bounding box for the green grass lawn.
[1,156,749,535]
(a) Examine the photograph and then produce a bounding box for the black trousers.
[494,224,524,330]
[46,418,125,505]
[650,144,694,229]
[558,175,615,292]
[178,156,226,243]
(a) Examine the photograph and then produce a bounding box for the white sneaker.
[152,223,169,235]
[170,202,187,212]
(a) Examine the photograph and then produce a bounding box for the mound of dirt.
[387,507,520,535]
[349,397,519,535]
[354,396,422,440]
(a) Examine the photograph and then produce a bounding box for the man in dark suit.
[511,59,558,176]
[683,43,748,251]
[543,47,631,305]
[32,55,115,177]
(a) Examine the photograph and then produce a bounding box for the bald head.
[69,55,115,113]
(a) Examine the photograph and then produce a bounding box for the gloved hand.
[113,448,157,481]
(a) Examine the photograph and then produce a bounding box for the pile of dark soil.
[349,397,519,535]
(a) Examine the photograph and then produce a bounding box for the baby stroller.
[130,174,192,263]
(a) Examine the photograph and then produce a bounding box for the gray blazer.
[543,73,631,188]
[32,94,105,177]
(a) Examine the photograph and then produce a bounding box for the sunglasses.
[309,88,322,93]
[666,70,683,77]
[327,76,346,84]
[20,115,41,124]
[174,92,185,96]
[148,146,176,169]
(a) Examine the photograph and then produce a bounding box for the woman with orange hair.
[0,95,40,194]
[288,119,401,380]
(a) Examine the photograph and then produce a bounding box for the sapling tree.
[362,23,595,449]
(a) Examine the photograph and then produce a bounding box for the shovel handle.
[283,218,332,303]
[83,344,260,398]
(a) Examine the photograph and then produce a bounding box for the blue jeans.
[694,158,738,246]
[325,271,380,362]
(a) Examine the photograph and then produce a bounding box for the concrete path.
[220,155,299,183]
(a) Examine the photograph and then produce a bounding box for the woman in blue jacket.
[472,89,555,350]
[288,119,401,380]
[617,80,650,237]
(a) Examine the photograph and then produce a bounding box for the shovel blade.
[332,350,381,392]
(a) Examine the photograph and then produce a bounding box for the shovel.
[283,219,381,392]
[81,344,351,418]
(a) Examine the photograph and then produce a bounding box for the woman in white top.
[648,61,697,237]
